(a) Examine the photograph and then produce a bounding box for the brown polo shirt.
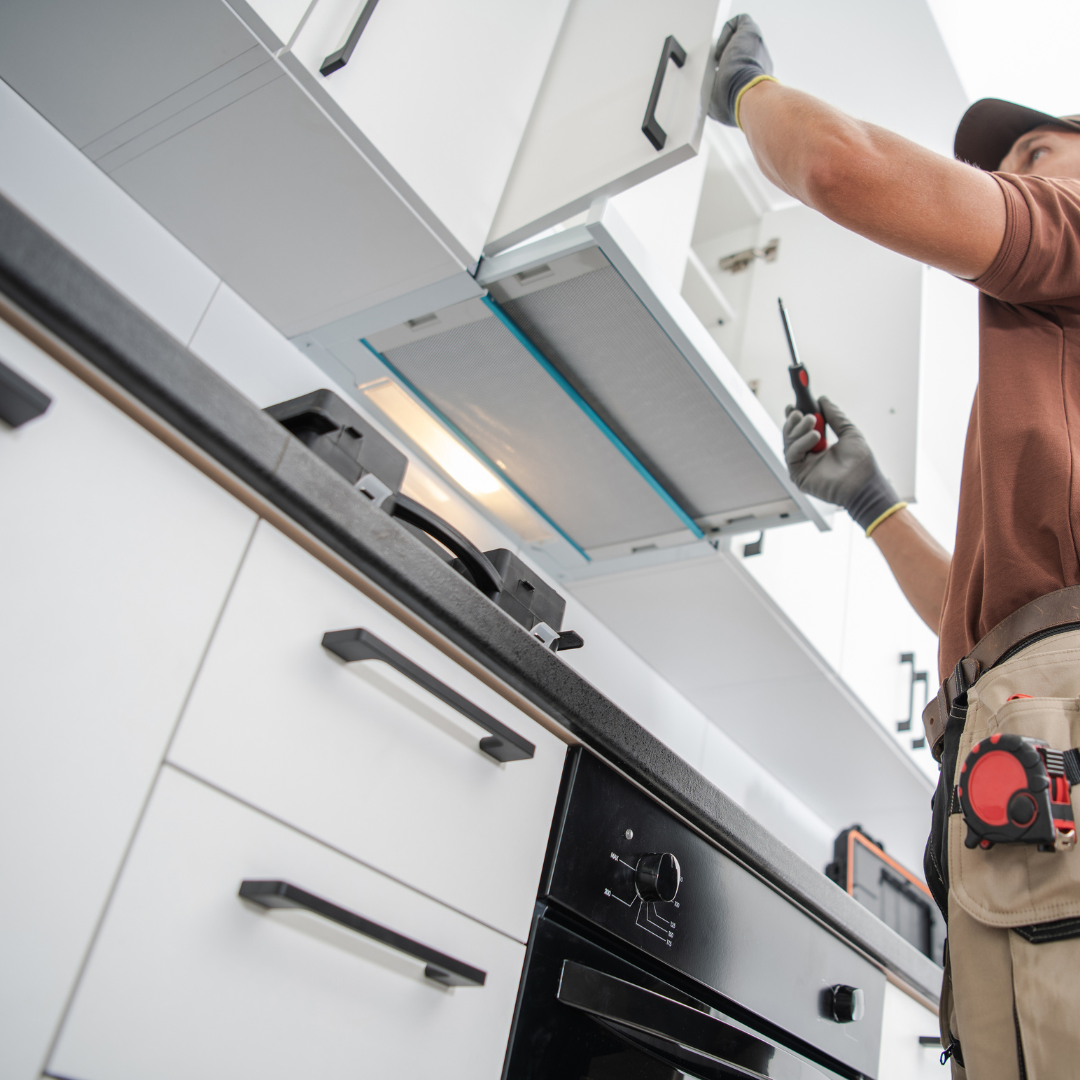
[939,173,1080,681]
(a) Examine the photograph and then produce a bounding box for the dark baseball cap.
[955,98,1080,171]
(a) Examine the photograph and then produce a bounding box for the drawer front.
[169,520,567,942]
[49,766,526,1080]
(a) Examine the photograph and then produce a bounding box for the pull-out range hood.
[300,201,826,574]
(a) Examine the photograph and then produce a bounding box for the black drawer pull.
[322,627,535,763]
[0,359,51,428]
[641,35,687,151]
[320,0,381,76]
[239,880,486,987]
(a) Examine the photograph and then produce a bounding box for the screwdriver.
[778,297,826,454]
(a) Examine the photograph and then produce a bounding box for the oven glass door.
[504,911,842,1080]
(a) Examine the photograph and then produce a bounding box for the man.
[711,15,1080,1079]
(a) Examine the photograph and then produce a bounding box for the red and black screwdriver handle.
[778,298,826,453]
[789,365,827,453]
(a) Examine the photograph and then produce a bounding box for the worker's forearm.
[737,81,1003,279]
[870,507,951,633]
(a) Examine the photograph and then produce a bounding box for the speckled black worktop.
[0,193,942,1003]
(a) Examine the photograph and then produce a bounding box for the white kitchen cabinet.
[486,0,729,253]
[168,519,567,943]
[49,766,526,1080]
[877,981,942,1079]
[1,0,730,344]
[289,0,572,261]
[0,321,257,1080]
[0,0,472,339]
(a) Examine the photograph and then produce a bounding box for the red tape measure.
[958,732,1077,852]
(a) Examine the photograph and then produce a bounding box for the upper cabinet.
[0,0,470,339]
[0,0,728,344]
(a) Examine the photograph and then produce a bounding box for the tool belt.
[923,585,1080,761]
[922,586,1080,933]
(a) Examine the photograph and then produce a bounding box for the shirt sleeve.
[974,174,1080,306]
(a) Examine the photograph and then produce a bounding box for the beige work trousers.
[940,629,1080,1079]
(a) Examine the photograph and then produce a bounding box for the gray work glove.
[783,397,904,534]
[709,14,774,127]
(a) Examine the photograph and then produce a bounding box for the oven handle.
[557,961,826,1079]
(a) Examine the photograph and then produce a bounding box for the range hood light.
[361,378,499,494]
[359,378,552,542]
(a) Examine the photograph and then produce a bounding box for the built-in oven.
[503,750,887,1079]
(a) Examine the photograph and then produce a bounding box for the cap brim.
[954,98,1080,171]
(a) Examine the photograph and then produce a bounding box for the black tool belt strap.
[923,585,1080,760]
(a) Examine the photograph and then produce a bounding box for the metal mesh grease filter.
[503,264,785,518]
[382,311,684,550]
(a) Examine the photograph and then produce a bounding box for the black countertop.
[0,193,942,1003]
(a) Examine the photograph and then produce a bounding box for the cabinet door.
[291,0,572,261]
[486,0,729,253]
[168,520,567,943]
[49,767,526,1080]
[0,322,256,1080]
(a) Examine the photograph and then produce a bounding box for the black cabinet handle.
[557,961,826,1079]
[641,35,687,151]
[320,0,381,76]
[0,359,51,428]
[387,493,503,599]
[239,880,486,987]
[322,627,535,763]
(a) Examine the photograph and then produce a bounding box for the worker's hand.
[783,397,904,534]
[709,14,774,128]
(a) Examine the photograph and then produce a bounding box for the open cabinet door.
[485,0,729,254]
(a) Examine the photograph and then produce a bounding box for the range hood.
[297,201,827,575]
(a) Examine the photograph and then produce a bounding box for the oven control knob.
[827,985,865,1023]
[635,853,681,903]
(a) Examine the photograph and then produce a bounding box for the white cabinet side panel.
[0,325,256,1080]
